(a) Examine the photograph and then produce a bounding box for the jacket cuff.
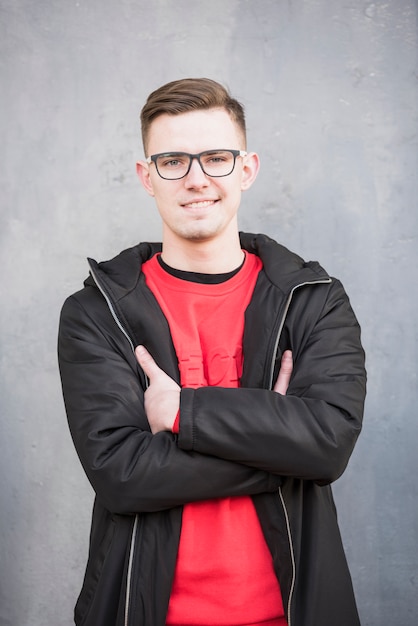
[178,388,195,450]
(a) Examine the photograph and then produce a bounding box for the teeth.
[185,200,214,209]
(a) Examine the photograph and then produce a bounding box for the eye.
[203,151,230,165]
[158,154,188,168]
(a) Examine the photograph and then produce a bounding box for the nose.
[184,156,209,188]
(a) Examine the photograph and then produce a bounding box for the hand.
[273,350,293,395]
[135,345,180,434]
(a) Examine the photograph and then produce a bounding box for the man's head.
[136,78,259,264]
[140,78,247,155]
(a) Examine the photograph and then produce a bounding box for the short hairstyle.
[140,78,247,154]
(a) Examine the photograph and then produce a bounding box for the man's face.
[137,108,259,246]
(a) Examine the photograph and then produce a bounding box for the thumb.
[273,350,293,395]
[280,350,293,375]
[135,345,160,380]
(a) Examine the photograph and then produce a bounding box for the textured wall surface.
[1,1,417,624]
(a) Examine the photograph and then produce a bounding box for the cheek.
[151,182,173,207]
[154,190,178,220]
[225,183,242,209]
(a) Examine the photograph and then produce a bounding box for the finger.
[135,345,161,381]
[273,350,293,395]
[280,350,293,375]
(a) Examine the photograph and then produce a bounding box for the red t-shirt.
[143,253,286,626]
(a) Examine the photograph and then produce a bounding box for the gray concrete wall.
[1,1,417,624]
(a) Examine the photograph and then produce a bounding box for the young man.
[58,78,366,626]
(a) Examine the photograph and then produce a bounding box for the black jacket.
[58,232,366,626]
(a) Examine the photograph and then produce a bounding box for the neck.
[161,231,244,274]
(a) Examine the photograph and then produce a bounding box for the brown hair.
[140,78,246,154]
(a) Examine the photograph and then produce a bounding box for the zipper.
[88,260,135,353]
[124,515,139,626]
[267,278,332,390]
[88,260,150,387]
[268,277,331,626]
[278,486,296,626]
[88,262,141,626]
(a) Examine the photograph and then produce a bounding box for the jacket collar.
[85,233,330,300]
[239,232,330,294]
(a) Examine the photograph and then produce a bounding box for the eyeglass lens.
[155,150,238,179]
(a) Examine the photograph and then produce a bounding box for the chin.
[182,231,213,243]
[177,221,224,243]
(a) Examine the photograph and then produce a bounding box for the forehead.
[146,108,244,154]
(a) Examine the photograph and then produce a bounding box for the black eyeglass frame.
[146,149,247,180]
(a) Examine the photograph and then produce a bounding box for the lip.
[181,199,219,210]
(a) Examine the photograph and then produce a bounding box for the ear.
[136,160,155,197]
[241,152,260,191]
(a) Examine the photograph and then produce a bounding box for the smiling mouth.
[182,199,218,209]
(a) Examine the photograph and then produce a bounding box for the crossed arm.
[135,345,293,434]
[59,279,365,513]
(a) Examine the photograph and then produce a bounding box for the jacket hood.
[84,233,330,299]
[239,233,330,293]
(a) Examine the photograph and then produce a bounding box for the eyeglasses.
[146,149,247,180]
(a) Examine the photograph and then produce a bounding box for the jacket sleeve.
[177,279,366,485]
[58,290,281,515]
